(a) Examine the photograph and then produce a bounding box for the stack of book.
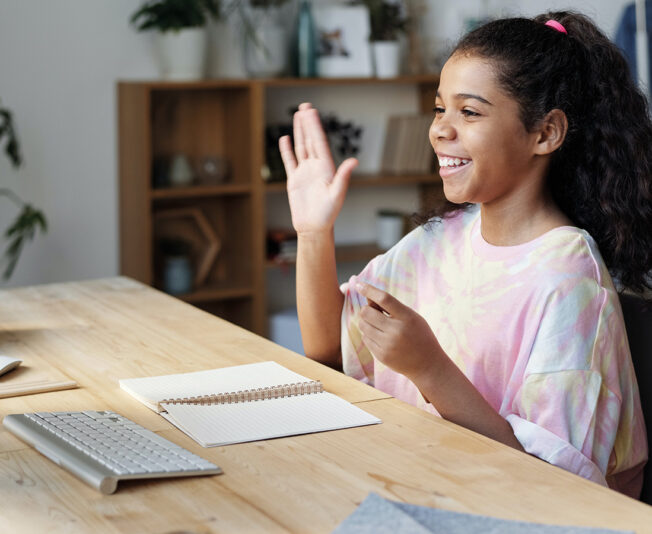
[380,114,436,175]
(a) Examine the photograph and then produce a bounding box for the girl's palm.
[279,104,358,235]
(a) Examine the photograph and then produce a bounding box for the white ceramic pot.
[157,28,207,80]
[372,40,401,78]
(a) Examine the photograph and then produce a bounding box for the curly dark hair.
[417,11,652,294]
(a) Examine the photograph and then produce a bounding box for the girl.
[278,11,651,498]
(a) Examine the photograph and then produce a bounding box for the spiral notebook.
[119,361,381,447]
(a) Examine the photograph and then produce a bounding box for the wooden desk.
[0,277,650,533]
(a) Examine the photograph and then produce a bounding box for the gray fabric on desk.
[332,493,633,534]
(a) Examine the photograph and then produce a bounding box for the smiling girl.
[279,11,651,498]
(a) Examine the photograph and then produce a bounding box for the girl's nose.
[429,116,456,143]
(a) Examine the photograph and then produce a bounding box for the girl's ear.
[534,109,568,155]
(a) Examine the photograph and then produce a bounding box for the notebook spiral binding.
[160,380,324,408]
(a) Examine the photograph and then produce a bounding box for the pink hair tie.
[545,19,567,34]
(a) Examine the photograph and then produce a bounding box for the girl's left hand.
[355,282,444,380]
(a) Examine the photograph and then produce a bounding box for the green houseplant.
[364,0,407,42]
[0,102,47,280]
[130,0,220,79]
[130,0,219,32]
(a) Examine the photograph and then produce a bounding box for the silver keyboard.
[3,410,222,494]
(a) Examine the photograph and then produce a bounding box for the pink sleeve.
[504,278,647,488]
[506,413,608,485]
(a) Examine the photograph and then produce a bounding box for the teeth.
[438,157,470,167]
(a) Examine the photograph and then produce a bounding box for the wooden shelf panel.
[261,74,440,88]
[175,284,254,304]
[265,173,440,193]
[267,242,385,268]
[151,184,252,200]
[119,75,440,91]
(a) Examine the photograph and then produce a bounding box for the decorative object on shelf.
[169,154,195,187]
[0,101,47,280]
[362,0,408,78]
[196,155,230,185]
[294,0,318,78]
[376,209,405,250]
[322,112,364,161]
[313,4,373,78]
[130,0,219,80]
[159,238,194,295]
[154,207,221,290]
[244,0,290,78]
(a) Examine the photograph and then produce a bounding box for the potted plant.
[363,0,407,77]
[130,0,220,79]
[0,102,47,280]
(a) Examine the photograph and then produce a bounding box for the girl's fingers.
[293,109,308,162]
[278,135,297,174]
[356,282,403,317]
[304,108,331,160]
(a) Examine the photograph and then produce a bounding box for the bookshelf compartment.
[152,196,254,295]
[151,87,252,188]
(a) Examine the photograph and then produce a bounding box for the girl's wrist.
[297,229,334,242]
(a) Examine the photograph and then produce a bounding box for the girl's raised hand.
[279,103,358,235]
[355,282,445,380]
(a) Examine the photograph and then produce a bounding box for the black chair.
[620,293,652,504]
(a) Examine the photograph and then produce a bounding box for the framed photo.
[313,5,373,78]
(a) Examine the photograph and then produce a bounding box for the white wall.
[0,0,632,288]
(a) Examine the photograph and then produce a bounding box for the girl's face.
[429,53,544,208]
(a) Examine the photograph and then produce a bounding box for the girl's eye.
[461,109,480,117]
[433,106,445,115]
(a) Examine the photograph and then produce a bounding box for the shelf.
[174,283,254,304]
[260,74,440,88]
[265,173,440,193]
[151,184,252,200]
[267,242,385,268]
[120,74,440,91]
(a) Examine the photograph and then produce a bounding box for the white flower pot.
[372,41,401,78]
[157,28,207,80]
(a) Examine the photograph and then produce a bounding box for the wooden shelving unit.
[118,75,441,336]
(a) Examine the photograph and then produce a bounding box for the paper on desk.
[0,354,77,399]
[333,494,633,534]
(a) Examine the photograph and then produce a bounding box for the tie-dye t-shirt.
[341,205,647,498]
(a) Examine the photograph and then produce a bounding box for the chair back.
[620,293,652,504]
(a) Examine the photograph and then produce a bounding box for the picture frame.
[313,5,373,78]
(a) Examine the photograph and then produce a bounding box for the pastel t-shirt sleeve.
[505,278,646,486]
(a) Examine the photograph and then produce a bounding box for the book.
[381,114,437,175]
[119,361,381,447]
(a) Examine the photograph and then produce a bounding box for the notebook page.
[161,392,381,447]
[120,361,314,412]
